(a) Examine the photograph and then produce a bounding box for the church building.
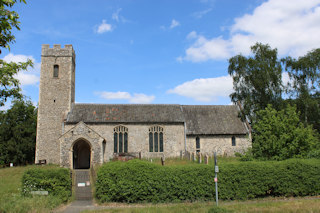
[35,44,251,169]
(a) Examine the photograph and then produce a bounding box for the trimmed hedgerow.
[95,159,320,203]
[21,167,72,202]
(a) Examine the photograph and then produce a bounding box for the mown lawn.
[0,165,69,213]
[86,197,320,213]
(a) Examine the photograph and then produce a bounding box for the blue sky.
[2,0,320,108]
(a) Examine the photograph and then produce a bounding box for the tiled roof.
[66,103,248,135]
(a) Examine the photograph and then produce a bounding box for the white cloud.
[15,72,39,86]
[181,0,320,62]
[192,8,212,19]
[99,91,131,100]
[112,8,130,23]
[129,93,155,104]
[96,20,112,34]
[2,53,40,86]
[97,91,155,104]
[167,75,233,102]
[170,19,180,29]
[3,53,34,63]
[112,8,122,22]
[282,72,291,87]
[168,72,292,102]
[184,36,231,62]
[186,31,198,40]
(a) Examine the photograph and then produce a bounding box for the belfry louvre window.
[114,125,128,153]
[53,65,59,77]
[149,126,163,152]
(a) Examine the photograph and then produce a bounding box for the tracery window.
[149,126,163,152]
[114,125,128,153]
[53,65,59,77]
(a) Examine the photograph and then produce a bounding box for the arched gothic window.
[114,125,128,153]
[53,65,59,77]
[149,126,163,152]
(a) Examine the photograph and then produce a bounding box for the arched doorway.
[73,140,91,169]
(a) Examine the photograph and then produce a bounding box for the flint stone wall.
[60,122,104,168]
[35,44,75,164]
[186,135,250,156]
[63,123,185,162]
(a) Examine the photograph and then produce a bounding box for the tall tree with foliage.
[252,104,318,160]
[228,43,283,123]
[0,0,32,106]
[283,48,320,132]
[0,99,37,165]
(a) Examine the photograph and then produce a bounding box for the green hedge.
[96,159,320,203]
[21,167,72,202]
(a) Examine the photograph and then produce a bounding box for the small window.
[114,125,128,153]
[149,126,164,152]
[232,136,236,146]
[53,65,59,77]
[196,137,200,153]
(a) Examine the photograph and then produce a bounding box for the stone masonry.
[35,44,75,164]
[186,135,251,156]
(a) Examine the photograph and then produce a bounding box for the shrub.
[252,105,318,160]
[96,159,320,203]
[307,149,320,159]
[235,148,254,161]
[21,167,72,202]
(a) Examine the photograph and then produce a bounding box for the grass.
[0,164,69,213]
[85,197,320,213]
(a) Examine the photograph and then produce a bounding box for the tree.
[283,48,320,132]
[0,99,37,165]
[228,43,283,123]
[252,105,318,160]
[0,0,32,106]
[1,0,26,49]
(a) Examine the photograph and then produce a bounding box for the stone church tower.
[35,44,75,164]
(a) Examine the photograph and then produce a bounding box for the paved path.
[74,170,92,200]
[57,200,95,213]
[57,170,95,213]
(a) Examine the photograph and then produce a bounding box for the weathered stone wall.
[63,122,251,165]
[35,44,75,164]
[60,122,104,168]
[186,135,251,156]
[64,123,185,162]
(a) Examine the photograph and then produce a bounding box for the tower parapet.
[41,44,75,57]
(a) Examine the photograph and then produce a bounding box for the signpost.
[214,152,219,206]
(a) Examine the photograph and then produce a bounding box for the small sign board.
[78,183,86,187]
[10,163,13,167]
[31,191,48,196]
[215,166,219,173]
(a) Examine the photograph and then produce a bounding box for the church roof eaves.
[66,103,248,135]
